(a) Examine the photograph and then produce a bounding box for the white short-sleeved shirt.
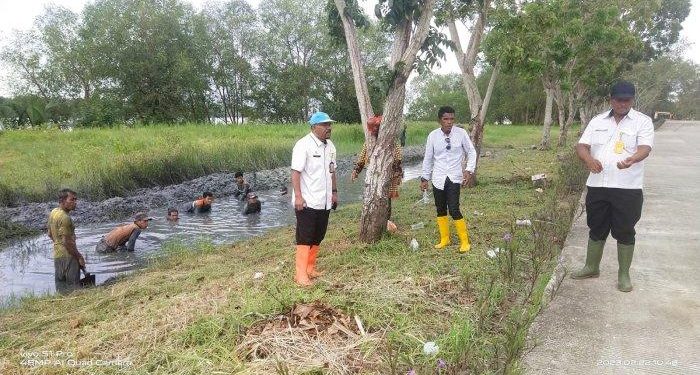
[291,132,336,210]
[421,126,477,190]
[578,108,654,189]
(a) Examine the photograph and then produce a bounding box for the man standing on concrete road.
[290,111,338,286]
[47,188,85,293]
[572,81,654,292]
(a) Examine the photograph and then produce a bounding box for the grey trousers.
[95,238,114,253]
[54,257,80,294]
[95,238,123,253]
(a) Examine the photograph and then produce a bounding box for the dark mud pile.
[0,146,425,231]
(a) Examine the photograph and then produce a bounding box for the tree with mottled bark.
[331,0,440,242]
[442,0,500,183]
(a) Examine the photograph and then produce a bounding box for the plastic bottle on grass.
[410,222,425,230]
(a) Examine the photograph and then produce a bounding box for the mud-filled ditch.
[0,160,424,303]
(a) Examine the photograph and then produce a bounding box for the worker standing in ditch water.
[420,106,477,253]
[95,212,153,253]
[185,191,215,213]
[47,188,85,293]
[166,207,179,222]
[351,114,403,232]
[290,111,338,286]
[571,81,654,292]
[242,192,262,215]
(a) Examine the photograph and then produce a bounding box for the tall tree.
[329,0,374,129]
[0,30,53,100]
[407,73,470,121]
[440,0,501,181]
[203,0,258,124]
[81,0,210,122]
[254,0,330,122]
[332,0,440,242]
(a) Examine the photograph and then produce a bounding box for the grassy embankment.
[0,122,439,207]
[0,122,559,207]
[0,125,586,374]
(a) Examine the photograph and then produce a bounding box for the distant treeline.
[0,0,697,129]
[0,0,392,127]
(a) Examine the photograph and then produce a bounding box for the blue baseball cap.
[309,112,335,126]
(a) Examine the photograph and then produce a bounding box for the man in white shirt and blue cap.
[290,111,338,286]
[420,106,477,253]
[571,81,654,292]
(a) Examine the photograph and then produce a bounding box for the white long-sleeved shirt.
[421,126,477,190]
[578,108,654,189]
[291,132,336,210]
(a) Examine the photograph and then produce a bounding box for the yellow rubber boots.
[434,216,451,249]
[454,218,471,253]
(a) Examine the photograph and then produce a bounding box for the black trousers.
[433,177,463,220]
[586,187,643,245]
[295,207,331,246]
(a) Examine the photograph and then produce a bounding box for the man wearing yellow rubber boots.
[420,106,477,252]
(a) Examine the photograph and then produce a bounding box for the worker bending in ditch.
[420,106,477,253]
[95,212,152,253]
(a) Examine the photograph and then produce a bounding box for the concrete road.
[521,121,700,375]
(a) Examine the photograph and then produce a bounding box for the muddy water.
[0,163,424,302]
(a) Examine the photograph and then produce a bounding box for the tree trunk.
[479,61,499,126]
[553,85,565,136]
[579,104,592,134]
[358,81,405,241]
[333,0,374,133]
[356,0,436,243]
[446,1,492,184]
[558,91,576,147]
[468,62,499,183]
[541,84,554,149]
[525,105,530,125]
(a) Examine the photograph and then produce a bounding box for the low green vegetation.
[0,220,38,245]
[0,126,587,374]
[0,122,420,205]
[0,122,563,206]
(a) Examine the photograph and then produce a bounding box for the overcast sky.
[0,0,698,97]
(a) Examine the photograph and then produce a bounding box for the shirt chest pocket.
[307,151,326,177]
[590,129,609,145]
[620,131,638,154]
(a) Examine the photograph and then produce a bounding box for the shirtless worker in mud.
[95,212,153,252]
[185,191,215,213]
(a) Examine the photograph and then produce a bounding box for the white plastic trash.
[487,247,502,259]
[253,272,264,279]
[410,238,419,251]
[420,190,430,204]
[516,219,532,226]
[410,222,425,230]
[423,341,439,355]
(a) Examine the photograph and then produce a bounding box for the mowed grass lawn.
[0,122,571,206]
[0,125,587,374]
